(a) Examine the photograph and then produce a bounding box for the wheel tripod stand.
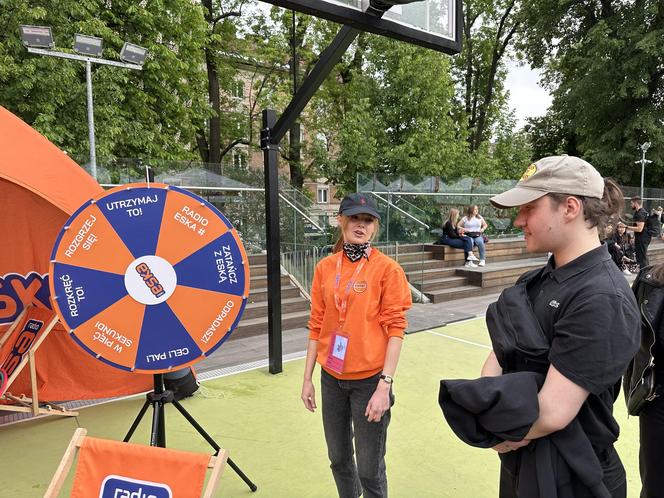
[124,373,257,492]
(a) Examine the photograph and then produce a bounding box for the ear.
[562,196,583,222]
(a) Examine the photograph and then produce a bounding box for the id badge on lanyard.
[325,252,368,374]
[325,330,349,374]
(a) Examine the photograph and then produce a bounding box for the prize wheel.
[48,183,250,373]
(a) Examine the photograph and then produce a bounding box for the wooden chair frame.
[45,428,229,498]
[0,307,78,418]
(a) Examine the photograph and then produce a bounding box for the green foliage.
[1,0,533,190]
[519,0,664,184]
[0,0,210,162]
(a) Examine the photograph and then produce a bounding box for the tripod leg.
[151,399,166,447]
[172,399,257,492]
[124,399,151,442]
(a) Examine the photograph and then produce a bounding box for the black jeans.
[321,369,393,498]
[639,393,664,497]
[635,234,651,268]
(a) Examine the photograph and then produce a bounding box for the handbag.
[482,234,490,243]
[626,363,658,416]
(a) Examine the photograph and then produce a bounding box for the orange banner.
[0,106,151,400]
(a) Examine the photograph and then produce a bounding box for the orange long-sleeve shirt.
[308,248,412,380]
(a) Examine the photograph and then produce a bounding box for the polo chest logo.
[353,281,368,293]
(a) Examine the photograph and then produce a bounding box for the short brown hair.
[548,178,624,235]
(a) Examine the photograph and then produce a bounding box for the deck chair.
[45,428,229,498]
[0,305,78,417]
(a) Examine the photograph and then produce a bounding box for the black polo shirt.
[522,244,640,451]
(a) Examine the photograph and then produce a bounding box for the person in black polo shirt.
[629,196,650,269]
[483,156,640,497]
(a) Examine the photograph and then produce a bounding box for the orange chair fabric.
[71,437,210,498]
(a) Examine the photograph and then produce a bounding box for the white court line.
[425,329,492,350]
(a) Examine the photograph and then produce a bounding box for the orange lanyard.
[334,251,368,324]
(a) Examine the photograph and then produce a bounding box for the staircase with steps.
[229,239,664,341]
[231,253,311,340]
[399,238,546,303]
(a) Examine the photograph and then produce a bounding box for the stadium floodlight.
[19,25,54,49]
[22,27,145,180]
[120,42,148,65]
[73,34,103,57]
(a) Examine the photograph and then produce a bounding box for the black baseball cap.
[339,193,381,220]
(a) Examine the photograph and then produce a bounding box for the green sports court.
[1,318,642,497]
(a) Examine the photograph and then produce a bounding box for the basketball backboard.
[260,0,462,55]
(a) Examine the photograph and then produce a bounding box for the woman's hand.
[301,378,317,412]
[491,439,530,453]
[365,382,391,422]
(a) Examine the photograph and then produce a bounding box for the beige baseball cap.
[490,155,605,208]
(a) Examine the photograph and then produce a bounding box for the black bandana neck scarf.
[343,242,371,262]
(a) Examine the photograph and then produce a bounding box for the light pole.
[19,26,148,180]
[636,142,653,201]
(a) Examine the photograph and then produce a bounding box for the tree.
[197,0,248,165]
[519,0,664,185]
[0,0,210,165]
[454,0,521,152]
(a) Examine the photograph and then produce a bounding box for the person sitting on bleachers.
[458,205,488,267]
[437,208,478,268]
[607,222,638,275]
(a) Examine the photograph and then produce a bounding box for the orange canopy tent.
[0,106,151,400]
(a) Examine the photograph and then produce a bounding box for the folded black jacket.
[439,372,610,498]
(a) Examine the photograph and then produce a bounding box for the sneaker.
[622,268,632,275]
[467,254,479,261]
[478,260,486,267]
[464,261,477,268]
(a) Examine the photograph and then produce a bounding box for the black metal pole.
[261,23,365,374]
[261,109,283,374]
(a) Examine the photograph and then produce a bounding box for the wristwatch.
[379,374,394,385]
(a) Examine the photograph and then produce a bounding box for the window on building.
[317,187,329,204]
[233,150,247,169]
[231,80,244,99]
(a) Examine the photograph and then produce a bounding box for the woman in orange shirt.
[301,193,412,498]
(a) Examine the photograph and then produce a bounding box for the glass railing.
[279,241,429,303]
[358,172,664,236]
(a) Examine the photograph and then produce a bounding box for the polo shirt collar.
[545,244,611,283]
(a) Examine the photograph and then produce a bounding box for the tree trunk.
[288,12,303,188]
[472,2,518,150]
[289,124,303,188]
